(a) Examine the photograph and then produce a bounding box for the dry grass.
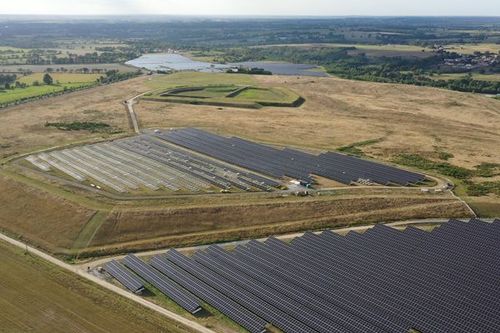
[87,195,468,249]
[0,240,194,333]
[0,72,495,256]
[0,76,150,160]
[137,74,500,170]
[443,43,500,55]
[0,175,96,251]
[81,197,470,257]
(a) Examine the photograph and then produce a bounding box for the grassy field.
[254,43,434,58]
[0,72,498,257]
[0,73,102,106]
[82,195,469,257]
[0,240,194,333]
[430,73,500,82]
[0,175,96,252]
[144,79,303,108]
[443,43,500,54]
[137,73,500,170]
[0,76,147,161]
[17,73,102,84]
[0,83,95,105]
[0,63,137,73]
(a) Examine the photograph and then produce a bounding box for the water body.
[126,53,227,72]
[126,53,328,77]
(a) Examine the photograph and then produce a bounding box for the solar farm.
[104,218,500,333]
[25,133,281,193]
[24,128,425,194]
[142,84,304,108]
[157,128,426,186]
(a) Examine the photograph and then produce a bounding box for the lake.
[126,53,328,77]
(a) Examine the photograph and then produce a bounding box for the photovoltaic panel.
[104,260,144,293]
[127,218,500,333]
[156,128,426,186]
[122,254,202,314]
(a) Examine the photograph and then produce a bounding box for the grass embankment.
[144,80,303,109]
[0,240,194,333]
[0,175,97,252]
[79,195,469,257]
[0,171,471,258]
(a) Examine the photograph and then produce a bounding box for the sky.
[1,0,499,17]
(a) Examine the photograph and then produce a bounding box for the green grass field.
[0,73,100,105]
[0,83,94,105]
[147,71,255,89]
[0,240,193,333]
[17,73,102,84]
[144,73,303,108]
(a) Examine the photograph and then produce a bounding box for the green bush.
[45,121,113,133]
[394,154,472,179]
[465,181,500,196]
[474,163,500,178]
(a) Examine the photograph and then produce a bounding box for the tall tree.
[43,73,53,85]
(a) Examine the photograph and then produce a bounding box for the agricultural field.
[0,239,194,333]
[0,63,137,74]
[17,73,102,84]
[430,73,500,82]
[0,73,102,106]
[256,43,435,58]
[443,43,500,54]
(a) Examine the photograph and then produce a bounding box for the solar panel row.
[108,219,499,333]
[122,254,202,314]
[104,260,144,293]
[156,128,425,186]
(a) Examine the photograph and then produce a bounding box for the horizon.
[1,0,500,17]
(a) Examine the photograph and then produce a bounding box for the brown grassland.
[0,72,496,257]
[0,240,194,333]
[138,73,500,169]
[0,76,148,161]
[81,194,469,257]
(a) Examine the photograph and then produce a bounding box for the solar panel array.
[108,218,499,333]
[26,134,279,193]
[104,260,144,293]
[156,128,425,185]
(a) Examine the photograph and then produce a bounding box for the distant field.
[0,63,136,73]
[0,72,102,106]
[256,43,434,58]
[431,73,500,82]
[444,43,500,54]
[0,82,96,105]
[17,73,102,84]
[0,240,193,333]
